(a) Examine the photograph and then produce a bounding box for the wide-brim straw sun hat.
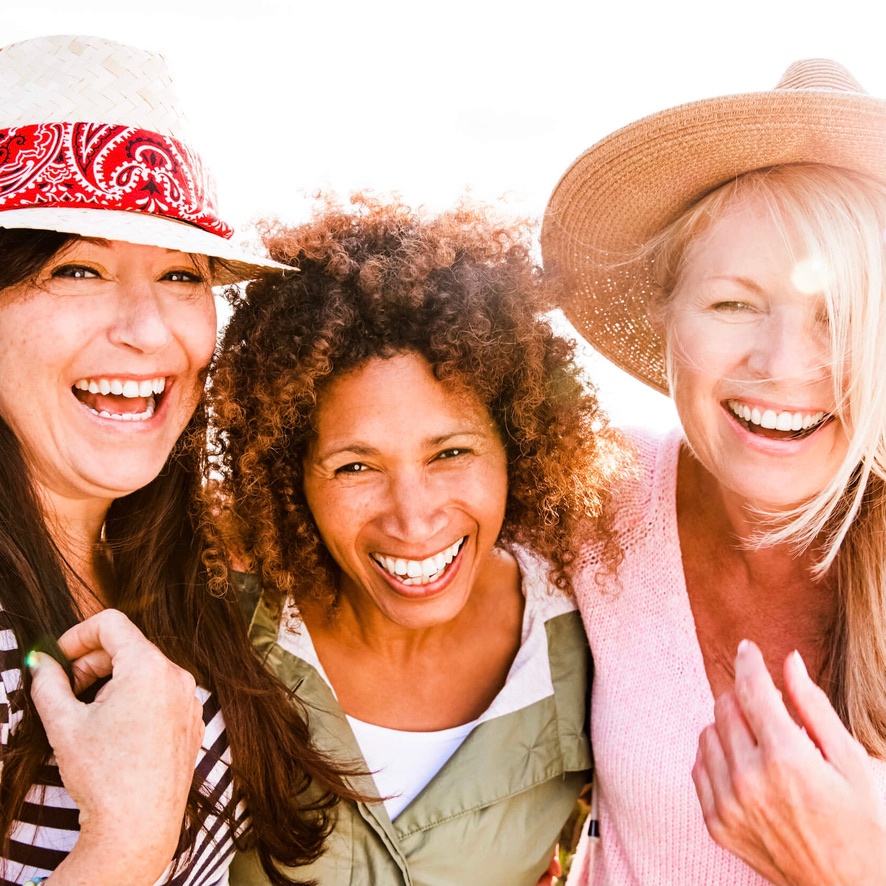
[541,58,886,394]
[0,34,288,285]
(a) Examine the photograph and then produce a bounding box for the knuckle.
[704,812,729,843]
[713,787,744,828]
[713,692,733,720]
[729,768,758,808]
[760,746,796,785]
[98,608,130,628]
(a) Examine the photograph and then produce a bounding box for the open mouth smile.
[726,399,831,441]
[73,376,166,422]
[371,537,466,586]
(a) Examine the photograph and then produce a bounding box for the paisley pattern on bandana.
[0,123,233,238]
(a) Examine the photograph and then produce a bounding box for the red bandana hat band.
[0,122,233,238]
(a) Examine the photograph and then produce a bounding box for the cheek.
[304,482,372,555]
[473,458,509,531]
[176,295,217,367]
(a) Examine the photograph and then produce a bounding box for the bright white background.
[7,0,886,431]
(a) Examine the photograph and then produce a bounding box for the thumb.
[28,651,80,744]
[784,650,865,777]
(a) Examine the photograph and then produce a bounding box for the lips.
[726,398,831,441]
[370,537,465,586]
[72,376,166,421]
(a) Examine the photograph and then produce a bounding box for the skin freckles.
[0,238,216,515]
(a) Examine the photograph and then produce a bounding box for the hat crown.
[776,58,867,95]
[0,34,188,137]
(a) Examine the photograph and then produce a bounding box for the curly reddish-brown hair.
[203,195,626,612]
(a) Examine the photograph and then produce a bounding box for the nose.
[746,305,829,384]
[107,279,174,353]
[379,472,448,543]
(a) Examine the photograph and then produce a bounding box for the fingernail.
[25,650,41,671]
[790,649,808,677]
[737,639,750,654]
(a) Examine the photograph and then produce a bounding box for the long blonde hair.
[648,163,886,754]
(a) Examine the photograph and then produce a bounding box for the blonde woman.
[543,61,886,885]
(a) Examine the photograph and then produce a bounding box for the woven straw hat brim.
[541,88,886,394]
[0,207,290,285]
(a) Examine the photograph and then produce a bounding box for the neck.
[38,486,113,613]
[678,445,821,579]
[677,445,836,696]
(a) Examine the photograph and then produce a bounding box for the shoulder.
[513,546,577,618]
[571,426,682,589]
[610,426,681,530]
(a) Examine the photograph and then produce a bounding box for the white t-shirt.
[346,715,478,820]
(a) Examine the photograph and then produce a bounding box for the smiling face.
[302,352,509,631]
[0,237,217,512]
[664,194,849,512]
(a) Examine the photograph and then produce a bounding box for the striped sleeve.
[0,607,246,886]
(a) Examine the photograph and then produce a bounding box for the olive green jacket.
[231,554,591,886]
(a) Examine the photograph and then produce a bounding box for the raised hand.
[692,640,886,885]
[28,609,205,885]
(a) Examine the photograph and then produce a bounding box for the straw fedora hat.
[0,34,288,284]
[541,58,886,394]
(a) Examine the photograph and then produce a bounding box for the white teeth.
[372,537,466,585]
[775,412,793,431]
[84,395,156,422]
[727,400,827,435]
[73,377,166,398]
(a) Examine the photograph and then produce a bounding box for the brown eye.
[334,462,368,475]
[435,448,469,461]
[52,264,99,279]
[164,270,203,283]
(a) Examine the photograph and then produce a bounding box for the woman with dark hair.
[0,34,353,886]
[203,195,628,885]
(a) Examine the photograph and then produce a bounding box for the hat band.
[0,122,233,238]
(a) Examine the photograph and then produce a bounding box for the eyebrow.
[708,274,764,293]
[312,430,491,466]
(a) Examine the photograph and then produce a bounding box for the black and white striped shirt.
[0,609,247,886]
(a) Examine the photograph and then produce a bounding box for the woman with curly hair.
[204,196,627,885]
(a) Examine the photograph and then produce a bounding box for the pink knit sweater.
[567,427,886,885]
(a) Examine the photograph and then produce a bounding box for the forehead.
[313,354,494,439]
[679,196,816,289]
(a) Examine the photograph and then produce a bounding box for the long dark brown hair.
[0,230,353,884]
